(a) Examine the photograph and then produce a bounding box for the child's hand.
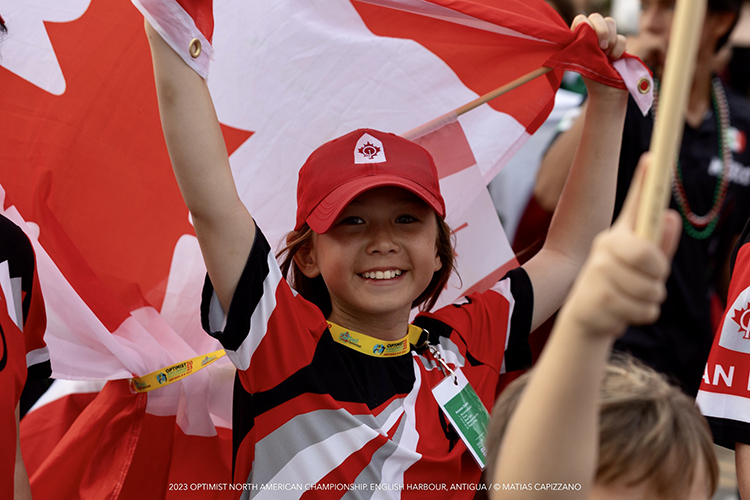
[559,154,681,340]
[572,13,627,60]
[571,13,628,100]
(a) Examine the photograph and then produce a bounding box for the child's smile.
[299,186,442,339]
[360,269,403,280]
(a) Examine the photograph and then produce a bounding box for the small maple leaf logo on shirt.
[732,303,750,339]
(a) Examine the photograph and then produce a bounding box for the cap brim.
[305,176,445,233]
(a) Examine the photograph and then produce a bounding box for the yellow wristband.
[130,349,226,393]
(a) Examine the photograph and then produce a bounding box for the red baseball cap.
[295,129,446,233]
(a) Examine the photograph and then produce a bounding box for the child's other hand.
[572,13,628,100]
[560,154,681,340]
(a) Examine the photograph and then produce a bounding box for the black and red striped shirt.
[201,226,532,498]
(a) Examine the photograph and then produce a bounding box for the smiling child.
[147,8,629,498]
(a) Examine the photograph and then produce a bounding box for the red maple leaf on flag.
[0,0,251,325]
[353,0,565,132]
[2,4,249,496]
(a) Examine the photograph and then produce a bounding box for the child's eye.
[338,216,365,225]
[396,215,418,224]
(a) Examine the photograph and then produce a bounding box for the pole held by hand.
[635,0,707,241]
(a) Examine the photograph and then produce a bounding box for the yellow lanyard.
[328,322,423,358]
[130,349,226,393]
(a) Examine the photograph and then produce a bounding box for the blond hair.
[485,354,718,499]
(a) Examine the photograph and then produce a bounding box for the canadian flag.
[697,225,750,448]
[0,0,650,497]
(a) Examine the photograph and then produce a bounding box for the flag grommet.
[189,38,202,59]
[638,77,651,94]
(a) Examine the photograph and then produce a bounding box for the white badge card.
[432,368,490,468]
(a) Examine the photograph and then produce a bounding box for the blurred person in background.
[514,0,749,398]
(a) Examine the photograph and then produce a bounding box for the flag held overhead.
[360,0,653,115]
[135,0,653,134]
[134,0,214,77]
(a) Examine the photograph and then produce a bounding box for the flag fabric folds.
[1,0,649,497]
[697,220,750,446]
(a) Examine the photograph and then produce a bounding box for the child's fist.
[571,13,628,100]
[572,13,627,60]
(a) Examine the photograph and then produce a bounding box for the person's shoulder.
[0,214,31,244]
[423,267,532,327]
[0,214,34,264]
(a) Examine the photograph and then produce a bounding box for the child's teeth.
[363,270,402,280]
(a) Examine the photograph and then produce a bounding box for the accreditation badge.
[431,368,490,469]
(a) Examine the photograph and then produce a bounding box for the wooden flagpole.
[454,66,553,117]
[635,0,707,241]
[402,66,553,140]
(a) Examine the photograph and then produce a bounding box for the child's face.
[639,0,733,74]
[303,186,442,329]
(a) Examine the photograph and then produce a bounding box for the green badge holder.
[431,361,490,469]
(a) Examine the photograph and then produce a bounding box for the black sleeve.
[0,215,51,381]
[200,224,272,351]
[0,215,36,326]
[707,416,750,450]
[502,267,534,372]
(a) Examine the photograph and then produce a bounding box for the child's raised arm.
[146,22,255,311]
[491,156,681,498]
[522,14,629,331]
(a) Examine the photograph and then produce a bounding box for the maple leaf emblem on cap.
[732,303,750,339]
[358,142,381,160]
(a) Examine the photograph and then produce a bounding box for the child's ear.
[294,241,321,278]
[434,250,442,273]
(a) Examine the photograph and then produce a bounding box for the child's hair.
[0,14,6,58]
[277,216,456,317]
[484,354,718,499]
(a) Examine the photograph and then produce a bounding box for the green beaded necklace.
[653,78,732,240]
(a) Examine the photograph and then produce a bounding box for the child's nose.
[366,224,399,254]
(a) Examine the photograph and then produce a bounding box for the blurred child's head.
[485,354,718,500]
[640,0,742,57]
[278,129,455,317]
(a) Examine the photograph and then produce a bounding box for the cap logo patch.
[355,133,386,164]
